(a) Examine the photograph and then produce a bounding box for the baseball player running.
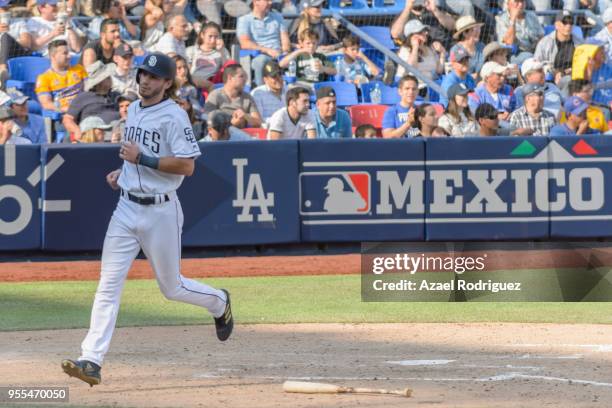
[62,53,233,387]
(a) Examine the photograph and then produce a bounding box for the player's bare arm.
[120,140,195,176]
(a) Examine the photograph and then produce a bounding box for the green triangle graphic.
[511,140,537,156]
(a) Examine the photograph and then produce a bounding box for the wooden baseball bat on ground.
[282,381,412,397]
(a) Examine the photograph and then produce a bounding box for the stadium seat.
[347,104,388,128]
[27,100,42,115]
[70,54,81,66]
[360,81,400,105]
[242,127,267,140]
[372,0,406,14]
[7,56,50,99]
[543,25,583,39]
[359,26,396,51]
[313,81,359,107]
[328,0,369,11]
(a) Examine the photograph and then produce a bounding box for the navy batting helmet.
[136,53,176,83]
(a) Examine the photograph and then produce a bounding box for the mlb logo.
[299,171,370,215]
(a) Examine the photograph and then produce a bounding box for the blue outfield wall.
[0,136,611,251]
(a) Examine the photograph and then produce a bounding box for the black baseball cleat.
[214,289,234,341]
[61,359,101,387]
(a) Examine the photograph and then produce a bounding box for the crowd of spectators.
[0,0,610,145]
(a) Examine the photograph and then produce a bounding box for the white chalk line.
[192,373,612,387]
[499,344,612,352]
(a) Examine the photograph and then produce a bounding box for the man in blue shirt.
[7,89,46,144]
[550,96,600,136]
[314,86,352,139]
[439,44,476,108]
[382,74,420,138]
[236,0,290,86]
[468,61,516,121]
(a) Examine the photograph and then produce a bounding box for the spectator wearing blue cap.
[0,0,31,87]
[560,79,609,133]
[549,96,600,136]
[508,83,556,136]
[23,0,84,55]
[438,82,479,136]
[534,11,582,78]
[439,43,476,107]
[592,8,612,62]
[6,88,46,144]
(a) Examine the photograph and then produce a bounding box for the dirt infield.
[2,323,612,407]
[3,247,612,282]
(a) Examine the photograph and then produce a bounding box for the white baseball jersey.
[117,98,201,194]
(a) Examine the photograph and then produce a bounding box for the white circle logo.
[149,56,157,67]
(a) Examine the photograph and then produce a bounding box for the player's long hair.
[164,79,179,102]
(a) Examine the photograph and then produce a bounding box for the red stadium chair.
[242,128,267,140]
[347,104,389,129]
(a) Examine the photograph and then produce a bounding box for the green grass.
[1,274,612,331]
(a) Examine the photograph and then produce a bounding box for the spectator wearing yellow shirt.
[35,39,87,113]
[560,79,609,133]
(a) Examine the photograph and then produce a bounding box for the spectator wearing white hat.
[390,0,456,50]
[534,10,582,78]
[468,61,516,120]
[453,16,485,77]
[513,58,562,118]
[495,0,543,64]
[592,7,612,62]
[78,116,113,143]
[6,88,46,144]
[395,19,445,89]
[508,83,556,136]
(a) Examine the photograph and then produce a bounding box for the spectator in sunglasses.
[475,103,501,136]
[534,10,582,78]
[288,0,340,53]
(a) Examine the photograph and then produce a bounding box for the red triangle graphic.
[348,173,370,212]
[572,139,598,155]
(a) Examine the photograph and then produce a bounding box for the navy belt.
[121,189,170,205]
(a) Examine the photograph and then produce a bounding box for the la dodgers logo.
[232,158,274,222]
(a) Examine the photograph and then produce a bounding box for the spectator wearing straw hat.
[468,61,516,120]
[495,0,543,63]
[482,41,521,86]
[514,58,562,118]
[62,60,120,142]
[453,16,485,77]
[6,88,46,144]
[439,44,476,107]
[592,8,612,61]
[534,10,582,79]
[508,83,556,136]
